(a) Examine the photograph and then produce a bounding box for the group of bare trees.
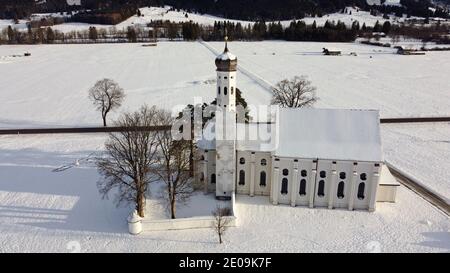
[89,79,192,220]
[95,105,192,219]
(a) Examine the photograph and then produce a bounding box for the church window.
[281,178,288,195]
[318,180,325,197]
[299,179,306,195]
[301,170,307,177]
[239,170,245,185]
[357,183,365,200]
[261,159,267,166]
[320,171,326,178]
[337,181,345,199]
[218,86,220,95]
[211,173,216,184]
[200,172,204,181]
[360,173,367,181]
[224,76,227,79]
[339,172,346,179]
[282,169,289,176]
[224,87,228,95]
[239,157,245,165]
[260,171,266,187]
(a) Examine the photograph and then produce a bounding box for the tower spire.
[224,28,229,52]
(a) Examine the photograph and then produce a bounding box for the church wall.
[205,150,217,192]
[253,152,272,196]
[236,151,251,194]
[294,159,317,206]
[313,160,333,207]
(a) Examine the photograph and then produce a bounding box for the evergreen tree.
[46,27,55,43]
[89,26,98,41]
[7,26,15,43]
[382,21,391,34]
[373,20,382,32]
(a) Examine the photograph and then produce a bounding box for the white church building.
[195,41,399,212]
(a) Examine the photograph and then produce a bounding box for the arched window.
[318,180,325,197]
[224,87,228,95]
[239,157,245,165]
[200,172,205,181]
[239,170,245,185]
[360,173,367,181]
[282,169,289,176]
[211,173,216,184]
[260,171,266,187]
[281,178,288,195]
[320,171,326,178]
[339,172,346,179]
[200,155,205,161]
[299,179,306,195]
[301,170,307,177]
[337,181,345,199]
[218,86,220,95]
[231,87,234,94]
[357,183,365,200]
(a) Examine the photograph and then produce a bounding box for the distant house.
[395,46,426,55]
[323,48,342,56]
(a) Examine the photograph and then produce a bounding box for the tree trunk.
[137,191,145,218]
[219,232,222,244]
[170,194,176,219]
[189,138,194,177]
[102,114,107,127]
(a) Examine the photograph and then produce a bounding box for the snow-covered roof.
[274,108,383,162]
[197,121,276,152]
[217,51,237,61]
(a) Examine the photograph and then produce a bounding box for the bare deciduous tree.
[89,78,125,127]
[155,109,192,219]
[271,76,318,108]
[96,105,159,217]
[212,206,232,244]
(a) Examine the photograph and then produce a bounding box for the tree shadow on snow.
[416,231,450,252]
[0,149,130,234]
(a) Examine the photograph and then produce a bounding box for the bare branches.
[212,206,232,244]
[271,76,318,108]
[96,105,160,217]
[88,78,125,126]
[154,109,193,219]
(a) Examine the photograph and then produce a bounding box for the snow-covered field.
[0,40,449,252]
[1,41,449,129]
[0,134,449,252]
[382,123,450,203]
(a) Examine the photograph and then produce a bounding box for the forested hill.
[1,0,448,20]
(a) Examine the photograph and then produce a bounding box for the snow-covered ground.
[382,123,450,203]
[1,41,449,129]
[0,42,270,128]
[0,134,448,252]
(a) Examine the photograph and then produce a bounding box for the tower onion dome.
[215,39,237,72]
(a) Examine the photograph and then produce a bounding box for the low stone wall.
[129,192,238,234]
[141,215,236,232]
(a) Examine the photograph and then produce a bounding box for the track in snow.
[387,163,450,216]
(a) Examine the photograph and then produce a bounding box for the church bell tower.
[214,35,238,200]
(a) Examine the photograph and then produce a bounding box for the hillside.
[0,0,448,20]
